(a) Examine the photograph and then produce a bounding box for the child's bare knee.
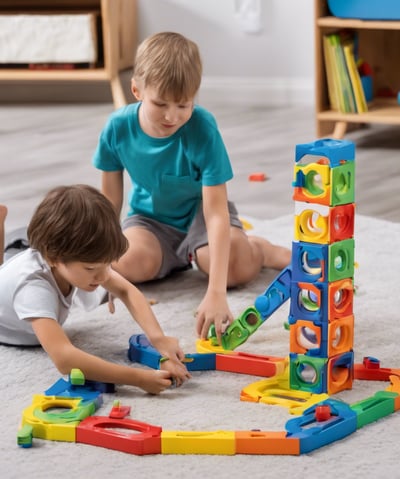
[115,248,161,282]
[227,252,260,286]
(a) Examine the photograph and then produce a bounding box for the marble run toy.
[16,139,400,456]
[77,416,162,455]
[207,138,356,396]
[208,267,292,350]
[285,399,357,454]
[17,424,33,448]
[109,400,131,419]
[161,430,236,455]
[128,333,217,371]
[16,361,400,455]
[128,333,284,377]
[354,356,400,381]
[21,394,98,442]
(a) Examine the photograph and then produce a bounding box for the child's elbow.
[52,357,72,376]
[55,362,73,376]
[50,348,78,376]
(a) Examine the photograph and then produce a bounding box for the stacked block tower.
[289,138,356,394]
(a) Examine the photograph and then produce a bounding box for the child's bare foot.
[0,205,8,265]
[249,235,291,270]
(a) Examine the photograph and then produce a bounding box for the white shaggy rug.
[2,214,400,479]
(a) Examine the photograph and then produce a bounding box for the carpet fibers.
[2,214,400,479]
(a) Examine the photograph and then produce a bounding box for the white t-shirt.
[0,249,104,345]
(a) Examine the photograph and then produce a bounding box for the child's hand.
[159,358,192,387]
[135,368,176,394]
[195,291,233,344]
[151,336,192,386]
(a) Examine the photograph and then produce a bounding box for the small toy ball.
[248,172,267,181]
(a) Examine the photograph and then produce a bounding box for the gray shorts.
[122,201,243,279]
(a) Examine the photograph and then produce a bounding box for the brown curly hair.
[27,184,128,263]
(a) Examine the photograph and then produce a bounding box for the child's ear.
[131,79,142,101]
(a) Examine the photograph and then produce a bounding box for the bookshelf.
[315,0,400,138]
[0,0,137,109]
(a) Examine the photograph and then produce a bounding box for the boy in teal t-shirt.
[93,32,291,344]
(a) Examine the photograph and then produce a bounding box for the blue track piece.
[128,334,216,371]
[254,266,292,320]
[285,398,357,453]
[128,334,162,369]
[208,267,292,351]
[45,378,104,407]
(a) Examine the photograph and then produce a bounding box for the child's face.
[132,83,194,138]
[51,261,111,295]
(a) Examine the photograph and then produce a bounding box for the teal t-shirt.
[93,103,233,232]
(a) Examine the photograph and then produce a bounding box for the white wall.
[136,0,315,107]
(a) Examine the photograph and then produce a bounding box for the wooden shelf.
[0,0,137,109]
[0,68,110,81]
[317,16,400,30]
[314,0,400,138]
[318,98,400,123]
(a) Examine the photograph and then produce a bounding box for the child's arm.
[195,184,234,342]
[101,170,124,216]
[31,317,173,394]
[103,270,191,386]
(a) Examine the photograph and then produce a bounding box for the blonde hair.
[133,32,202,101]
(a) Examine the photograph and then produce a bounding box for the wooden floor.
[0,102,399,233]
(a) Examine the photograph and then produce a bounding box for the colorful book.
[323,32,361,114]
[322,34,340,112]
[342,39,368,113]
[331,33,357,113]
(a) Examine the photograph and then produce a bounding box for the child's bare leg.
[196,228,291,288]
[0,205,8,265]
[225,232,291,286]
[248,235,291,270]
[113,226,163,283]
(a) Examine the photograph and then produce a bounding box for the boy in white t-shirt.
[0,185,190,393]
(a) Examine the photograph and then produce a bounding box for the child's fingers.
[156,369,174,388]
[159,361,191,389]
[161,360,191,381]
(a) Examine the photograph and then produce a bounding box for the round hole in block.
[299,210,325,237]
[333,250,348,271]
[333,212,350,232]
[333,287,351,309]
[296,362,317,384]
[43,406,72,415]
[297,326,318,349]
[305,170,324,196]
[301,251,322,275]
[299,289,319,311]
[335,172,349,195]
[331,325,342,348]
[245,312,259,326]
[306,211,323,233]
[331,364,350,386]
[333,289,343,306]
